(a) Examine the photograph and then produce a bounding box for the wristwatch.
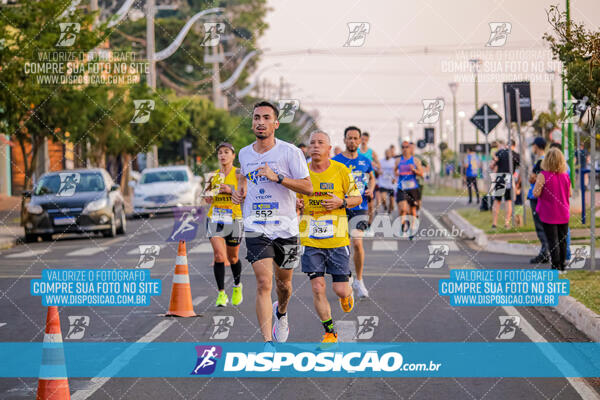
[277,173,285,184]
[340,199,347,209]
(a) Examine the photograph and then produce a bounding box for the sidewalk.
[447,209,600,258]
[445,208,600,343]
[0,194,23,249]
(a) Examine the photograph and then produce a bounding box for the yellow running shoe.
[215,291,229,307]
[339,292,354,313]
[231,284,243,306]
[321,332,338,343]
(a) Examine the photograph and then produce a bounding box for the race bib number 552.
[252,202,280,225]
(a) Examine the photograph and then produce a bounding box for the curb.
[0,236,19,251]
[446,209,600,342]
[447,210,487,247]
[555,295,600,342]
[447,210,600,258]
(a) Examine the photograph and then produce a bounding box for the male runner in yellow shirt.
[297,131,362,343]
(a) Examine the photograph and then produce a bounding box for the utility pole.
[565,0,575,188]
[210,41,226,109]
[438,106,443,180]
[470,59,481,144]
[146,0,156,89]
[145,0,157,167]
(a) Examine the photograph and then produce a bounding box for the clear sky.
[255,0,600,154]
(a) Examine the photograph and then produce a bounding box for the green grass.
[457,207,600,234]
[508,237,600,245]
[423,185,467,197]
[561,271,600,315]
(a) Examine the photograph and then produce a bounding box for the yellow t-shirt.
[207,167,242,222]
[299,160,361,248]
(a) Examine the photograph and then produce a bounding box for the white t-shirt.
[239,139,310,239]
[378,158,396,189]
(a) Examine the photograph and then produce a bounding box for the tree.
[544,5,600,113]
[0,0,106,190]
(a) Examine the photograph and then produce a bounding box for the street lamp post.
[143,6,224,167]
[458,110,465,160]
[469,59,481,144]
[449,82,458,164]
[546,69,556,109]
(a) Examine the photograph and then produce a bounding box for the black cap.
[532,137,546,149]
[216,142,235,152]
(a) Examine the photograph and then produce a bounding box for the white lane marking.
[193,296,208,306]
[0,322,6,328]
[502,307,600,399]
[5,249,49,258]
[189,242,212,254]
[71,296,207,400]
[66,247,109,257]
[431,240,459,252]
[421,207,450,237]
[336,320,357,342]
[372,240,398,251]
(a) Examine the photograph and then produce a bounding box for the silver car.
[131,166,202,216]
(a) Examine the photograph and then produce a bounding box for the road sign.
[503,81,532,122]
[470,104,502,136]
[424,127,434,144]
[417,139,426,149]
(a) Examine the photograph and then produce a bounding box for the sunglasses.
[401,146,409,148]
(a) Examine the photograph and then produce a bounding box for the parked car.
[22,169,127,242]
[130,166,202,216]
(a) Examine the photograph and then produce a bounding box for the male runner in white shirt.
[232,101,313,345]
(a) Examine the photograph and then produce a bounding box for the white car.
[131,166,202,216]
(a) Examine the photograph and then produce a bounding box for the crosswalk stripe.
[66,247,109,257]
[189,242,212,254]
[431,240,459,251]
[71,296,208,400]
[335,320,357,342]
[5,249,49,258]
[372,240,398,251]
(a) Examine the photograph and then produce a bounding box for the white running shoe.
[363,228,374,238]
[272,301,289,342]
[353,279,369,298]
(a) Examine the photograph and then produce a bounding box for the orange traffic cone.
[37,306,70,400]
[166,240,196,317]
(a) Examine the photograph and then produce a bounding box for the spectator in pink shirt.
[532,148,571,272]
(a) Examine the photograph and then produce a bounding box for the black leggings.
[466,176,479,202]
[541,222,569,271]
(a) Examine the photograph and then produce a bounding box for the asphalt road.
[0,197,597,399]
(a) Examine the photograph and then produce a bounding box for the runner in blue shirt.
[332,126,375,298]
[357,131,379,227]
[463,148,480,204]
[395,140,423,237]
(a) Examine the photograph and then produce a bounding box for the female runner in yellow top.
[205,142,244,307]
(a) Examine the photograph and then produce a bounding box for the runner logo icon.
[486,22,512,47]
[567,246,590,269]
[496,316,520,340]
[57,172,80,197]
[210,316,234,339]
[425,244,449,269]
[137,245,161,269]
[191,345,222,375]
[355,316,379,340]
[66,315,90,340]
[489,173,511,196]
